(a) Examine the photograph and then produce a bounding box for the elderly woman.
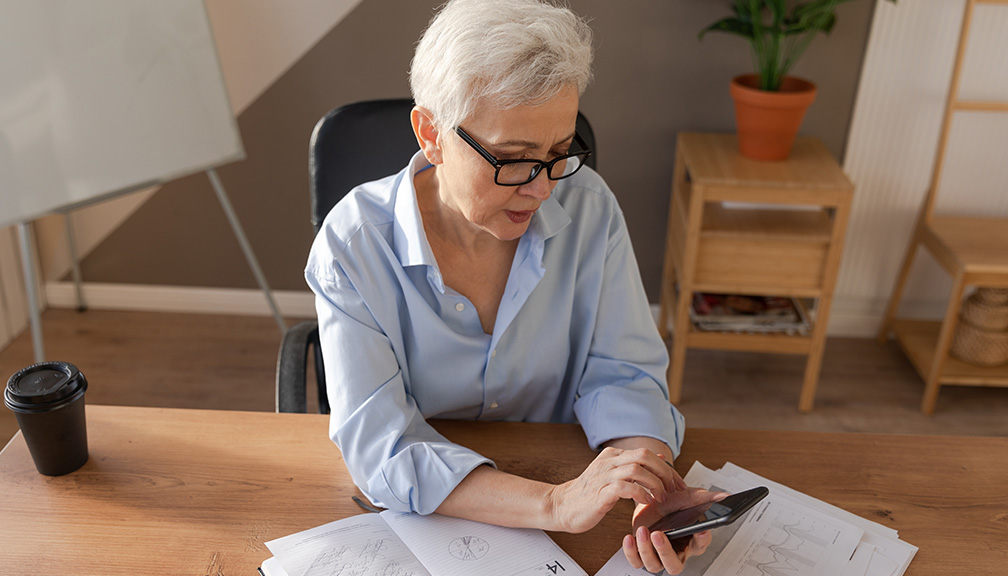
[305,0,721,573]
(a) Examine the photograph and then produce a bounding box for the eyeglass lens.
[496,154,587,186]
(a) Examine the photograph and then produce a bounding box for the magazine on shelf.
[690,293,810,334]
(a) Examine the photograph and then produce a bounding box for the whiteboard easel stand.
[17,169,287,363]
[16,222,46,363]
[64,212,87,312]
[205,168,286,333]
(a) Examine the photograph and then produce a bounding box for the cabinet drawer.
[695,237,827,290]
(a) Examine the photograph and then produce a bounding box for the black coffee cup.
[4,361,89,476]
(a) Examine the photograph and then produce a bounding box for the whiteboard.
[0,0,244,229]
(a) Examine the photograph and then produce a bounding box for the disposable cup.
[4,361,89,476]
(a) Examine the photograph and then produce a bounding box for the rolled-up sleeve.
[307,259,493,514]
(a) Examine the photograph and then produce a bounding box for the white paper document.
[263,510,585,576]
[596,462,916,576]
[717,463,916,576]
[682,462,863,576]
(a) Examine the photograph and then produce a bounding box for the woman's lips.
[506,210,535,223]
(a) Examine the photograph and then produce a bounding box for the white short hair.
[410,0,594,130]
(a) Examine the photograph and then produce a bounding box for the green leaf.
[784,13,836,35]
[699,0,898,91]
[699,17,755,41]
[761,0,788,27]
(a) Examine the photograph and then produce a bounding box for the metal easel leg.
[64,212,87,312]
[16,221,45,363]
[205,168,286,334]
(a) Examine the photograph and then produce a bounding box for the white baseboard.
[46,284,947,338]
[45,282,316,318]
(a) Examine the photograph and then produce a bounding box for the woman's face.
[433,85,580,242]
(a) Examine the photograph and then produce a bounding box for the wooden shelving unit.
[658,133,854,411]
[877,0,1008,413]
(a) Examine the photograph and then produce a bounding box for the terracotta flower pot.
[730,74,817,161]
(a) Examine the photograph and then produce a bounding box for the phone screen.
[648,500,732,533]
[648,487,769,542]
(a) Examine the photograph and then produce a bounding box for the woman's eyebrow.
[491,131,576,149]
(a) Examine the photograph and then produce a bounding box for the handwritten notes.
[266,514,429,576]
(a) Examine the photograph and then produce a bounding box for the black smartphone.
[648,486,769,541]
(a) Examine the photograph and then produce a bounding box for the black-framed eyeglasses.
[454,126,593,186]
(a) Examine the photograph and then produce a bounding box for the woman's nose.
[517,171,554,200]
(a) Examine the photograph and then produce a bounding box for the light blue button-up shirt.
[306,152,684,515]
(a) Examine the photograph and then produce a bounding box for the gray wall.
[78,0,878,300]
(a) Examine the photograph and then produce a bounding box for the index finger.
[658,454,687,491]
[626,448,686,494]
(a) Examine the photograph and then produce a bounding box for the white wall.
[832,0,1008,336]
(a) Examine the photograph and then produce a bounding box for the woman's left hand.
[622,487,726,575]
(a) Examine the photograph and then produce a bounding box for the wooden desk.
[1,405,1006,575]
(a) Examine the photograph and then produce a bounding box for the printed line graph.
[740,510,840,576]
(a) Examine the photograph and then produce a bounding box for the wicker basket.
[959,288,1008,331]
[950,288,1008,367]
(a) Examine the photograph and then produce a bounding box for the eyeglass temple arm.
[455,127,501,167]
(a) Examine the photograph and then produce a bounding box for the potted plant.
[700,0,896,161]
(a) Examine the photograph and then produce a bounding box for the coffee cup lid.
[4,361,87,410]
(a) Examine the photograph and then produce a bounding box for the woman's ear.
[411,106,443,165]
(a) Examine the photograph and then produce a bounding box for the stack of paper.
[597,462,917,576]
[260,509,586,576]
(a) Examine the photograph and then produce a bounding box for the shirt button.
[491,349,496,358]
[489,402,499,410]
[455,303,465,312]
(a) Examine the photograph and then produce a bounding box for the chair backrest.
[286,98,598,414]
[309,99,420,234]
[308,98,597,235]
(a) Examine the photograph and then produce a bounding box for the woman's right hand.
[546,446,685,534]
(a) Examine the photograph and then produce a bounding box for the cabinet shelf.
[702,203,833,242]
[891,319,1008,386]
[690,283,823,299]
[687,329,812,355]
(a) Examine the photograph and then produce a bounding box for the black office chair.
[276,98,597,413]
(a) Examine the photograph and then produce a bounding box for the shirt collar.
[534,194,570,241]
[392,151,438,269]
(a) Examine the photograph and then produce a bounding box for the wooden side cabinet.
[658,133,854,411]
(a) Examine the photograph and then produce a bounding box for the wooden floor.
[3,308,1008,445]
